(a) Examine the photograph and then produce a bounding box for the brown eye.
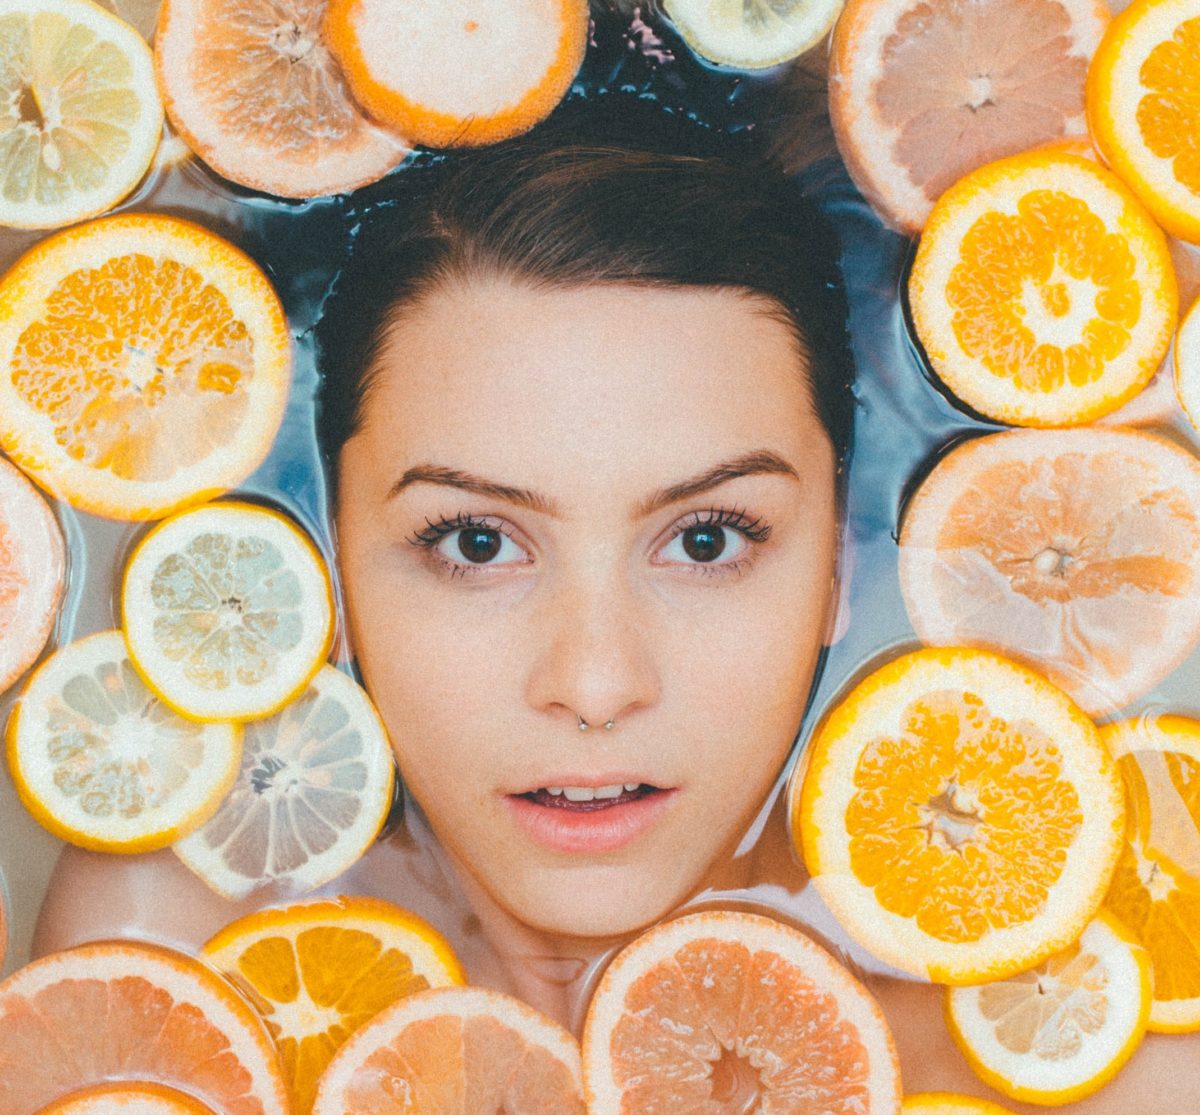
[681,525,727,562]
[457,527,503,563]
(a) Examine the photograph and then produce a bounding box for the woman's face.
[336,273,838,939]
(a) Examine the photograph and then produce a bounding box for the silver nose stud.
[577,715,616,731]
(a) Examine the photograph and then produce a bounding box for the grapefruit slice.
[38,1082,218,1114]
[203,897,464,1113]
[582,910,901,1113]
[663,0,845,69]
[0,939,288,1114]
[0,454,65,696]
[898,427,1200,716]
[121,502,334,722]
[322,0,589,148]
[830,0,1109,234]
[312,985,585,1114]
[945,911,1151,1105]
[1088,0,1200,244]
[908,148,1178,426]
[0,214,292,521]
[155,0,410,199]
[6,630,242,853]
[1176,290,1200,429]
[0,0,163,229]
[1102,715,1200,1032]
[902,1095,1016,1114]
[173,664,394,899]
[796,646,1126,985]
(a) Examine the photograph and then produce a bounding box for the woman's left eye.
[436,525,528,566]
[658,522,750,566]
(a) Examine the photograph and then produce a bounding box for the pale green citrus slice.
[663,0,845,69]
[6,629,241,853]
[122,501,334,722]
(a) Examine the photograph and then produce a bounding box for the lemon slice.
[122,501,334,722]
[174,664,395,900]
[902,1095,1016,1114]
[663,0,845,69]
[0,0,163,229]
[5,629,241,852]
[945,911,1151,1105]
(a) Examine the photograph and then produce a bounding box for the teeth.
[547,787,563,796]
[555,784,626,802]
[624,782,639,792]
[593,784,623,800]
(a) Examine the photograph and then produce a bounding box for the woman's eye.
[660,523,749,565]
[437,526,527,565]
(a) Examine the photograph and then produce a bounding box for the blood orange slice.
[0,454,65,696]
[155,0,411,199]
[39,1082,218,1114]
[581,910,901,1113]
[0,940,288,1114]
[898,427,1200,715]
[312,985,585,1113]
[830,0,1110,234]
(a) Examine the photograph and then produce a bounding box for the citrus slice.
[203,896,464,1114]
[663,0,845,68]
[0,214,292,521]
[902,1094,1016,1115]
[1176,290,1200,429]
[829,0,1109,234]
[908,148,1178,426]
[155,0,411,199]
[945,911,1151,1104]
[312,985,585,1114]
[1088,0,1200,244]
[1102,715,1200,1032]
[121,501,334,721]
[6,630,242,853]
[0,0,163,229]
[796,646,1126,985]
[322,0,589,148]
[0,939,288,1114]
[173,664,394,899]
[898,427,1200,716]
[0,454,65,696]
[581,910,902,1113]
[38,1082,218,1114]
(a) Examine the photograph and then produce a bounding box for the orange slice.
[0,454,65,695]
[312,985,585,1114]
[1176,290,1200,428]
[898,427,1200,716]
[1102,715,1200,1032]
[1088,0,1200,244]
[0,214,291,521]
[0,939,288,1114]
[902,1094,1016,1115]
[663,0,846,69]
[203,897,464,1114]
[0,0,163,230]
[582,910,902,1113]
[830,0,1110,234]
[155,0,410,199]
[796,646,1126,985]
[945,911,1151,1104]
[6,630,242,853]
[38,1082,218,1114]
[121,502,334,722]
[173,664,394,899]
[323,0,589,148]
[908,148,1178,426]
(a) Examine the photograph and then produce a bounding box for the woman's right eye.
[438,525,528,566]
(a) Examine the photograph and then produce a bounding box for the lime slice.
[663,0,845,68]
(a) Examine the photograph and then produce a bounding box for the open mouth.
[516,784,663,810]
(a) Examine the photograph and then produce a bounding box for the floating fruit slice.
[829,0,1109,234]
[0,0,163,229]
[664,0,845,68]
[908,148,1177,426]
[0,939,288,1114]
[796,646,1126,985]
[39,1081,218,1114]
[1102,715,1200,1032]
[898,427,1200,716]
[155,0,410,199]
[0,214,291,521]
[174,664,394,899]
[945,911,1151,1104]
[0,455,65,695]
[1088,0,1200,244]
[122,502,334,721]
[323,0,588,148]
[203,897,464,1114]
[1176,291,1200,428]
[902,1094,1016,1115]
[312,985,585,1114]
[582,910,901,1113]
[6,630,241,853]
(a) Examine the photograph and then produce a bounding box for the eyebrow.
[387,450,799,518]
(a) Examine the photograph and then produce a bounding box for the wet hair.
[314,98,854,491]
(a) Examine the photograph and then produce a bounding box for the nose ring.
[577,715,616,731]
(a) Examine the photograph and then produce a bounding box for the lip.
[504,784,678,854]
